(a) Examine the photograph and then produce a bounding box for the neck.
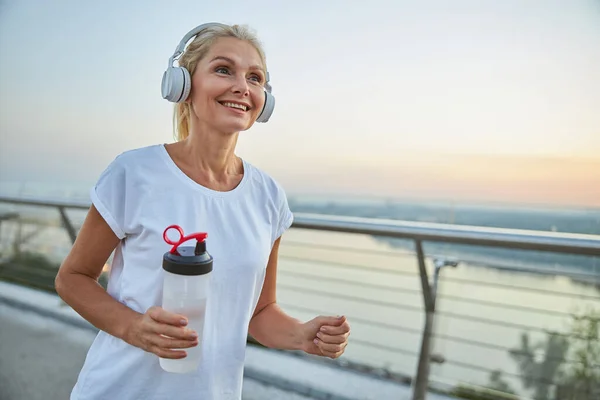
[170,120,243,189]
[185,129,240,175]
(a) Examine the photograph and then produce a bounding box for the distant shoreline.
[288,193,600,214]
[1,182,600,213]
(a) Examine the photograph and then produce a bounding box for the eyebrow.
[210,56,264,73]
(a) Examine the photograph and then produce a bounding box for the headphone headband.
[169,23,229,64]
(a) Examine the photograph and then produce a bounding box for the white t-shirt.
[70,144,294,400]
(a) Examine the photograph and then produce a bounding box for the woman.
[55,22,350,400]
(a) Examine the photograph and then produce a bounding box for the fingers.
[154,324,198,341]
[316,331,347,344]
[142,306,199,359]
[148,306,188,327]
[312,315,350,359]
[314,337,347,359]
[152,346,188,360]
[153,334,199,350]
[315,338,347,353]
[316,315,346,327]
[319,318,351,336]
[147,306,197,339]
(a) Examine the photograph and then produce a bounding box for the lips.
[218,101,250,112]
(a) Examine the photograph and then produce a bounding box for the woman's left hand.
[300,315,350,359]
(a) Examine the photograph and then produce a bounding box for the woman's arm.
[55,205,198,359]
[248,238,304,350]
[248,237,351,359]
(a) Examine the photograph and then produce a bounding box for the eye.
[249,74,263,84]
[215,66,230,75]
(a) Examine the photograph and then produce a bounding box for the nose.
[231,73,250,97]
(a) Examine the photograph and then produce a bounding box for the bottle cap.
[162,225,213,276]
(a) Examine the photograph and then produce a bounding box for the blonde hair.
[173,24,267,141]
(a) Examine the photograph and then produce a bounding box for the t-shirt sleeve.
[89,155,128,239]
[273,185,294,243]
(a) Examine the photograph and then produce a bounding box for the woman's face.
[189,37,267,134]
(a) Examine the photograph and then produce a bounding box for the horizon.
[2,177,599,214]
[1,0,599,209]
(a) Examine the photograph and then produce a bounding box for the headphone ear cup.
[161,66,191,103]
[256,90,275,123]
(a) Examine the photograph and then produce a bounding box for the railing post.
[0,212,19,243]
[412,241,458,400]
[412,240,435,400]
[58,206,77,244]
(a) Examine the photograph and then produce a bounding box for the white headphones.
[161,22,275,123]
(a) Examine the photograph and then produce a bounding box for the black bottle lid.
[162,225,213,276]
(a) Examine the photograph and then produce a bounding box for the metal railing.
[1,194,599,400]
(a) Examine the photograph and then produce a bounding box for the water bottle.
[159,224,213,373]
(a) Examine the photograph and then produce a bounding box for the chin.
[216,118,254,134]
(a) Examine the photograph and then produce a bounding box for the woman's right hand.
[123,306,199,359]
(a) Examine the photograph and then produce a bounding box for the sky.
[0,0,599,208]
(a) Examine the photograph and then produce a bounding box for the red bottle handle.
[163,225,208,254]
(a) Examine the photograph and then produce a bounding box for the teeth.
[222,102,247,111]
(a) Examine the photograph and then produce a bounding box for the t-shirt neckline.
[156,143,249,198]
